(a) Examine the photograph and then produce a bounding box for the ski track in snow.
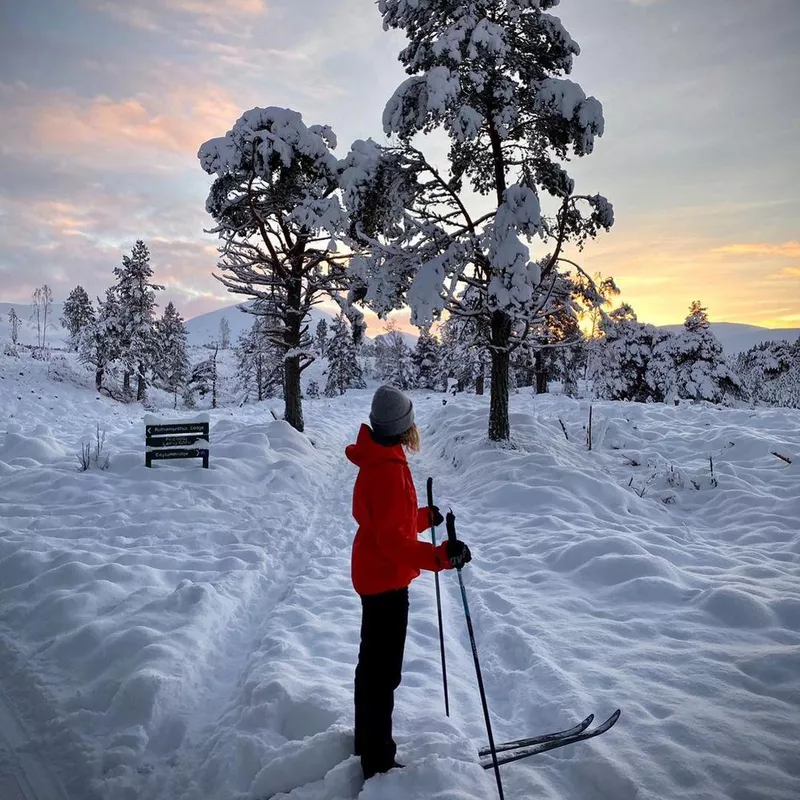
[1,352,799,800]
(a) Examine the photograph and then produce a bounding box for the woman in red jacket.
[346,385,471,780]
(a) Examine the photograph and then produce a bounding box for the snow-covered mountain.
[660,322,799,355]
[185,302,420,348]
[0,301,68,348]
[372,330,419,349]
[184,303,339,347]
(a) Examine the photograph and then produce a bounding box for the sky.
[0,0,798,330]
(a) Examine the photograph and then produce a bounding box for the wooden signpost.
[145,415,210,469]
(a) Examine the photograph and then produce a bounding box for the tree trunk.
[212,348,218,409]
[123,372,131,393]
[488,311,512,441]
[283,274,305,433]
[476,368,485,396]
[535,351,548,395]
[284,354,304,432]
[137,364,146,401]
[95,368,103,390]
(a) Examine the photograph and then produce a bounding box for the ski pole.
[446,509,505,800]
[427,477,450,717]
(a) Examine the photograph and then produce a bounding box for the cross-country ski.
[479,711,623,770]
[479,714,596,757]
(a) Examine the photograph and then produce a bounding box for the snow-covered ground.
[1,351,799,800]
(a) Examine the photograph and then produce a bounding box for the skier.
[346,385,472,780]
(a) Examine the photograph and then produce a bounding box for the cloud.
[93,0,267,41]
[96,0,266,28]
[766,266,800,282]
[2,82,240,169]
[712,242,800,259]
[0,189,222,310]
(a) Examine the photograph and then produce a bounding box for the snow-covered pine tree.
[592,304,659,402]
[522,273,588,396]
[376,323,415,390]
[7,307,21,345]
[61,285,95,351]
[155,302,190,408]
[578,273,619,384]
[439,312,484,393]
[341,0,614,440]
[735,338,797,406]
[114,240,163,401]
[646,329,679,404]
[79,288,123,390]
[182,385,197,409]
[412,328,442,390]
[774,336,800,409]
[546,310,585,398]
[190,345,219,408]
[199,108,364,432]
[219,317,232,350]
[510,338,535,389]
[315,318,329,357]
[669,302,740,404]
[236,315,283,403]
[325,313,366,397]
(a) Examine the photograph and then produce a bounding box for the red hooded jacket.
[346,424,451,596]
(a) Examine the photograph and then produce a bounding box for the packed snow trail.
[133,404,371,800]
[0,674,74,800]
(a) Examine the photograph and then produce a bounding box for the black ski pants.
[353,587,409,777]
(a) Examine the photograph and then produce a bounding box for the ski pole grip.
[446,509,458,544]
[427,477,434,511]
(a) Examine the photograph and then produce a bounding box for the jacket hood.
[346,424,406,467]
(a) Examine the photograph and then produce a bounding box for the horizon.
[3,295,800,339]
[1,1,799,329]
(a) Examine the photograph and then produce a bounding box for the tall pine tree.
[79,289,123,390]
[155,302,190,408]
[669,302,740,403]
[439,310,487,393]
[61,285,95,352]
[412,328,442,390]
[199,108,361,432]
[376,324,415,390]
[325,314,366,397]
[236,316,284,403]
[592,305,659,402]
[114,241,163,400]
[190,346,220,408]
[315,318,329,357]
[736,339,797,406]
[341,0,614,440]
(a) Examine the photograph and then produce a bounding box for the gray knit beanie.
[370,385,415,438]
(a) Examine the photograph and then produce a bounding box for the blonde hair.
[400,423,421,453]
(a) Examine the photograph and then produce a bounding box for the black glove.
[429,505,445,528]
[446,539,472,569]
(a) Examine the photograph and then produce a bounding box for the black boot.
[362,760,404,780]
